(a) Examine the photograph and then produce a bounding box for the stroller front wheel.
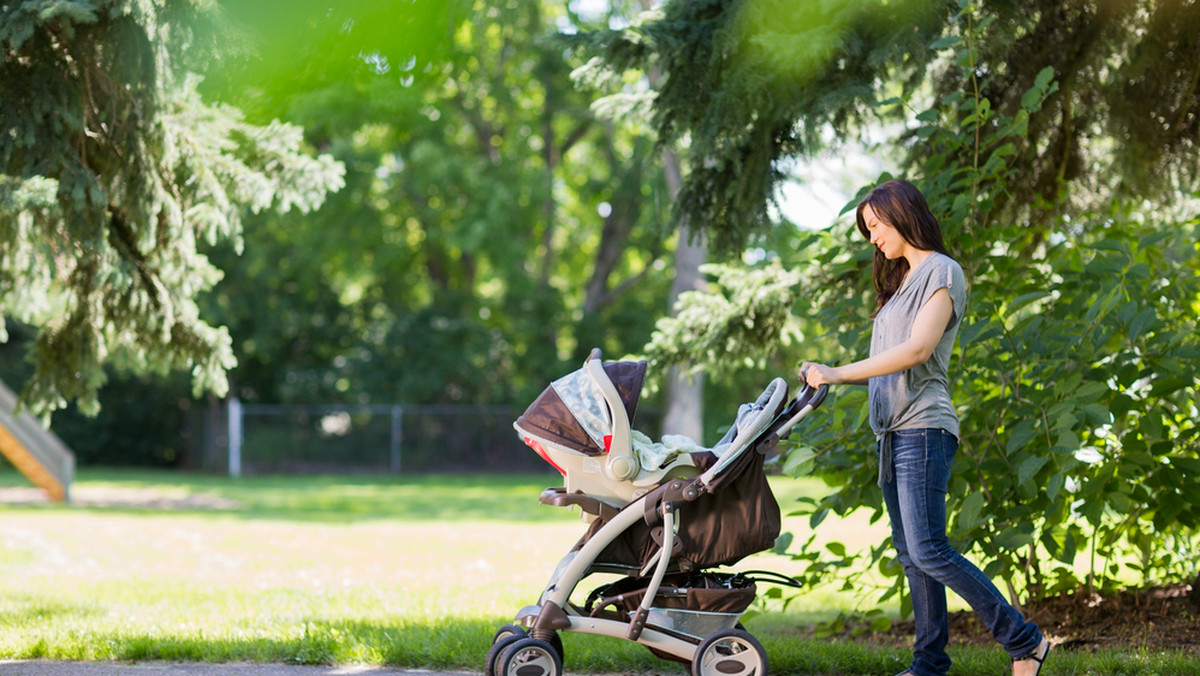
[692,628,768,676]
[485,633,525,676]
[495,637,564,676]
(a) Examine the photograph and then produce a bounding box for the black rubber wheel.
[495,637,564,676]
[491,624,528,645]
[485,633,525,676]
[490,623,563,663]
[691,628,768,676]
[541,632,565,664]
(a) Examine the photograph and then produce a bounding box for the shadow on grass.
[0,468,837,525]
[0,469,573,523]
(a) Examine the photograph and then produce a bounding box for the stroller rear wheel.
[692,628,768,676]
[494,637,564,676]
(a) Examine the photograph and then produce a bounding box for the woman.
[800,180,1051,676]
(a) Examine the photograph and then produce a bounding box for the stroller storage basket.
[586,572,757,640]
[588,572,758,615]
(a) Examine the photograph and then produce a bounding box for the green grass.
[0,468,1195,675]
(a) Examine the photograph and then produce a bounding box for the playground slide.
[0,379,74,502]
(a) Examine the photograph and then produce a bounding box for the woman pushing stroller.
[800,179,1052,676]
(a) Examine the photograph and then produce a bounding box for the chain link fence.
[222,401,560,475]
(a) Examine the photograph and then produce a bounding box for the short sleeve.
[918,255,966,327]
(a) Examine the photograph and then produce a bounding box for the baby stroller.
[487,348,827,676]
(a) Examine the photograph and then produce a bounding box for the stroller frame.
[489,349,827,676]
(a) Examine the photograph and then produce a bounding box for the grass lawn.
[0,468,1195,675]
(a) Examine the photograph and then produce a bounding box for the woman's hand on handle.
[799,362,839,387]
[800,361,870,387]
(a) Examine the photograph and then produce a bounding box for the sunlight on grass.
[1,468,1196,674]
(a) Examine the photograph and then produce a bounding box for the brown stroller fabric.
[586,571,758,617]
[573,442,781,573]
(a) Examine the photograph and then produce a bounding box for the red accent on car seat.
[603,435,613,453]
[525,437,566,476]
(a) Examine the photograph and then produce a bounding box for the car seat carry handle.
[585,349,638,482]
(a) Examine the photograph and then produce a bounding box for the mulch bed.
[870,582,1200,654]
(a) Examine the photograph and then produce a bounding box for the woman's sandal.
[1012,638,1051,675]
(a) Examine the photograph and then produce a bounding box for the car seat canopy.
[517,359,646,457]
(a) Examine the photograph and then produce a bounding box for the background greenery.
[2,0,1198,628]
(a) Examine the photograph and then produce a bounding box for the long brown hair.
[855,179,950,315]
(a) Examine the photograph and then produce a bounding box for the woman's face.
[861,204,908,260]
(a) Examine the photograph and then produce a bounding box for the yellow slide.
[0,380,74,503]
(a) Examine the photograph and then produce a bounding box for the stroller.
[487,348,827,676]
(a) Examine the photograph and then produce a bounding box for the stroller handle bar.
[687,380,828,495]
[775,382,828,438]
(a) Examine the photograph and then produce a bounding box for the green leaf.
[1046,471,1064,502]
[1171,457,1200,474]
[1082,403,1110,425]
[1053,430,1080,453]
[1129,307,1156,340]
[930,35,961,50]
[1005,419,1039,456]
[958,318,991,348]
[1107,490,1131,513]
[1060,529,1078,565]
[1018,455,1049,486]
[1074,381,1108,401]
[995,526,1034,551]
[1034,66,1056,90]
[1020,85,1043,110]
[957,491,985,530]
[783,446,817,477]
[1006,291,1050,314]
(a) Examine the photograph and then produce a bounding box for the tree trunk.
[660,148,707,442]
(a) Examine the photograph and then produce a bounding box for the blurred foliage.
[1,1,705,466]
[564,0,954,254]
[195,0,680,410]
[0,0,344,418]
[637,0,1200,607]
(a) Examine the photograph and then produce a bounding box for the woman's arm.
[801,287,954,387]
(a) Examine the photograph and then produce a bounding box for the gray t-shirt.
[868,252,967,439]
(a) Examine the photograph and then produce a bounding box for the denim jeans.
[880,428,1042,676]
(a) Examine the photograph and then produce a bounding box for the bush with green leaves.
[647,0,1200,615]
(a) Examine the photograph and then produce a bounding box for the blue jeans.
[880,429,1042,676]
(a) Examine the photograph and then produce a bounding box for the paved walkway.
[0,662,475,676]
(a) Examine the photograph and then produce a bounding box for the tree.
[919,0,1200,232]
[637,0,1200,611]
[194,0,679,410]
[568,0,955,255]
[0,0,344,417]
